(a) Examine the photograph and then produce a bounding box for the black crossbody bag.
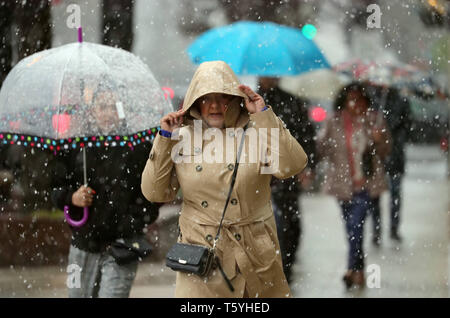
[166,125,248,292]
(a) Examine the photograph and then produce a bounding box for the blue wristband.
[159,129,172,138]
[262,106,268,111]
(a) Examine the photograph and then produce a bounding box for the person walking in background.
[369,85,412,243]
[317,82,391,288]
[142,61,308,297]
[257,77,317,284]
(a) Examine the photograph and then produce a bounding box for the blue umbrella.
[187,21,330,76]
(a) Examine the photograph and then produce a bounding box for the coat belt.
[179,201,273,295]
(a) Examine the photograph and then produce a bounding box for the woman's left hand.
[238,84,266,114]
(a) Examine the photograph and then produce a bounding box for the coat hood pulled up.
[182,60,249,128]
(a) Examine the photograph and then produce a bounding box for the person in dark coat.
[369,85,412,243]
[257,77,317,283]
[51,86,159,298]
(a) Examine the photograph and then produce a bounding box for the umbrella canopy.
[334,59,448,100]
[334,59,418,86]
[187,21,330,76]
[0,42,172,152]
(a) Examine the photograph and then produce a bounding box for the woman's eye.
[220,96,232,103]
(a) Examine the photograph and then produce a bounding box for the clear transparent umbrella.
[0,41,172,226]
[0,42,172,147]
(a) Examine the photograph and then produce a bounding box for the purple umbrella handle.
[64,206,89,228]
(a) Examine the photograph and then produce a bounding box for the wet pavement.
[0,144,448,298]
[291,144,449,298]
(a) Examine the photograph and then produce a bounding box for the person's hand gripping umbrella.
[63,145,93,227]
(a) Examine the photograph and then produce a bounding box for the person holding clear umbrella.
[0,39,171,297]
[51,82,160,298]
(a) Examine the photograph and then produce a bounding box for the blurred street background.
[0,0,449,298]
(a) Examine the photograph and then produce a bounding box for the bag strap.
[216,256,235,292]
[213,124,248,251]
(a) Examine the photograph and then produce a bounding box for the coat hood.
[182,61,249,128]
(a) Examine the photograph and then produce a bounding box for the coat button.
[149,152,154,160]
[228,131,235,137]
[228,163,234,171]
[196,165,202,172]
[194,147,201,154]
[231,198,238,205]
[205,234,213,242]
[234,233,241,241]
[201,201,208,208]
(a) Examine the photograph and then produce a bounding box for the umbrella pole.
[63,25,90,228]
[79,25,86,186]
[83,146,87,186]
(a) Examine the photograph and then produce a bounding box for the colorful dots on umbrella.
[0,128,159,153]
[301,24,317,40]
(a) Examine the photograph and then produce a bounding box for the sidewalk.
[291,144,449,297]
[0,260,176,298]
[0,204,180,298]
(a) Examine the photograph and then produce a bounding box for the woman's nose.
[209,99,220,110]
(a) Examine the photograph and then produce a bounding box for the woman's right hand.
[160,109,186,132]
[72,185,95,207]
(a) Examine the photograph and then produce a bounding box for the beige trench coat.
[141,61,308,298]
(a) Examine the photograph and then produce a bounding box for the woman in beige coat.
[141,61,308,297]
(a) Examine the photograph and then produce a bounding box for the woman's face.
[345,90,368,117]
[198,93,234,128]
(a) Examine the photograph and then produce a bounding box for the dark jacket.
[258,86,316,198]
[379,88,412,175]
[51,142,159,253]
